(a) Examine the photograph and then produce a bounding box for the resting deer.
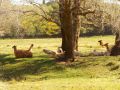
[89,41,110,56]
[12,44,34,58]
[98,40,104,47]
[103,43,110,52]
[43,49,56,56]
[43,47,87,57]
[89,50,105,56]
[27,44,34,52]
[43,47,65,57]
[103,43,111,56]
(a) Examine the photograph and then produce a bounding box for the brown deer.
[103,43,110,52]
[12,44,34,58]
[88,41,110,56]
[103,43,110,56]
[27,44,34,51]
[98,40,104,47]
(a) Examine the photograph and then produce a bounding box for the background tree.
[43,0,45,4]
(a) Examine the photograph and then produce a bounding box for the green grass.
[1,35,120,90]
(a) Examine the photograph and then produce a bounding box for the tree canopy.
[0,0,119,38]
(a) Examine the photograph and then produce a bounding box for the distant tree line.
[0,0,119,38]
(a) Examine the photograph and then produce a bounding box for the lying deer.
[12,44,34,58]
[103,43,110,56]
[89,41,110,56]
[103,43,110,52]
[43,47,86,57]
[98,40,104,47]
[43,47,65,57]
[89,50,105,56]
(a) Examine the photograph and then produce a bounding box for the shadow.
[66,57,105,69]
[34,54,54,60]
[0,54,23,65]
[0,55,106,81]
[0,54,66,81]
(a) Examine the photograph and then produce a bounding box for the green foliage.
[20,2,60,37]
[0,0,119,38]
[21,14,60,36]
[40,21,60,35]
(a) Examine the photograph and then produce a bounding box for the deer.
[12,44,34,58]
[103,43,111,56]
[43,47,87,57]
[43,49,56,57]
[98,40,104,47]
[103,43,110,52]
[89,40,110,56]
[43,47,65,57]
[97,40,111,56]
[27,44,34,52]
[89,49,105,56]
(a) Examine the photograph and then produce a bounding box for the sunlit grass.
[1,78,120,90]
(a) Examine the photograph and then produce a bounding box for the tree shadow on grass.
[0,54,18,65]
[0,55,105,81]
[0,54,66,81]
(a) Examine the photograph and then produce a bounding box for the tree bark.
[111,33,120,56]
[59,0,75,61]
[110,40,120,56]
[115,33,119,44]
[72,0,81,51]
[110,32,120,56]
[59,0,81,61]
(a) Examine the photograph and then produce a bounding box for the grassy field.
[1,35,120,90]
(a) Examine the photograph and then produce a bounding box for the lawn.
[1,35,120,90]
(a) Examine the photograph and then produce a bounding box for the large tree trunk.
[59,0,76,61]
[111,33,120,56]
[72,0,81,51]
[59,0,81,61]
[110,40,120,56]
[115,33,119,44]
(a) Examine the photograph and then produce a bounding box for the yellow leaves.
[40,21,60,35]
[20,14,60,36]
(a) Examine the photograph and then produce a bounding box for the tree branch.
[22,10,60,26]
[78,9,95,16]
